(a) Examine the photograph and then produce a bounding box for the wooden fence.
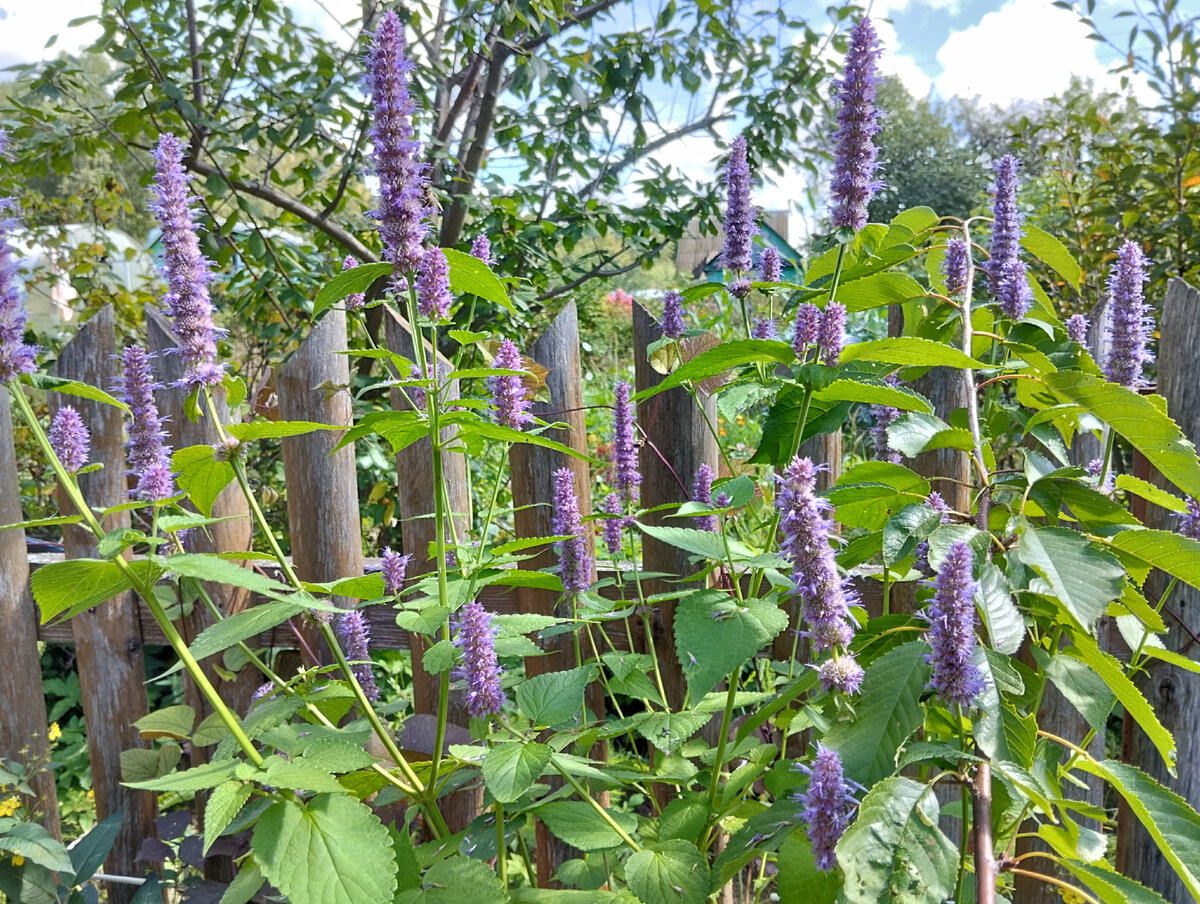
[2,282,1200,902]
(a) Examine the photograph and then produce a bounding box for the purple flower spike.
[120,346,176,501]
[793,304,821,355]
[416,246,452,321]
[659,290,685,340]
[795,744,856,871]
[49,406,90,472]
[151,133,225,387]
[1178,498,1200,542]
[367,11,433,277]
[777,456,858,655]
[552,467,592,595]
[489,339,533,429]
[407,363,433,411]
[728,277,753,299]
[751,318,778,340]
[925,541,984,708]
[602,492,624,560]
[470,233,494,266]
[721,136,756,272]
[692,463,717,532]
[869,374,901,464]
[381,547,408,595]
[0,184,38,383]
[996,257,1032,321]
[830,17,883,232]
[818,303,847,366]
[1103,240,1153,389]
[1066,313,1089,345]
[342,256,366,310]
[927,491,951,523]
[612,381,640,504]
[989,155,1022,275]
[453,600,506,719]
[943,236,970,297]
[818,654,865,695]
[759,246,782,283]
[338,609,380,702]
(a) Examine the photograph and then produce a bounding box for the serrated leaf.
[482,742,552,803]
[226,420,341,441]
[977,562,1023,655]
[397,856,505,904]
[975,648,1035,767]
[636,712,708,755]
[642,339,795,395]
[260,756,346,793]
[1038,650,1115,736]
[252,794,397,904]
[219,864,264,904]
[535,801,638,852]
[1060,859,1172,904]
[887,412,974,458]
[313,261,392,318]
[30,558,158,624]
[839,337,982,369]
[625,840,709,904]
[882,504,943,566]
[837,776,957,904]
[28,373,129,412]
[0,822,74,873]
[823,641,928,786]
[173,444,236,517]
[674,591,787,701]
[815,377,932,414]
[443,247,514,313]
[204,782,254,854]
[135,704,196,741]
[1115,474,1187,513]
[1109,529,1200,595]
[515,666,594,727]
[1018,525,1124,627]
[299,738,378,773]
[124,758,241,792]
[1021,224,1082,289]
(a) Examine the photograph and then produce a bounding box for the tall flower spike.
[943,236,970,297]
[367,10,433,277]
[759,246,782,283]
[692,463,717,532]
[49,406,90,472]
[869,374,901,465]
[453,600,506,719]
[1103,240,1153,389]
[489,339,533,429]
[989,155,1022,272]
[817,303,846,366]
[1066,313,1089,345]
[1178,498,1200,543]
[793,303,821,356]
[721,136,756,272]
[751,318,778,340]
[776,456,860,679]
[996,257,1032,321]
[120,346,176,501]
[416,246,452,321]
[601,493,624,560]
[342,256,366,310]
[612,381,640,503]
[795,744,857,871]
[337,609,380,702]
[151,133,224,387]
[470,233,494,266]
[0,162,38,383]
[552,467,592,595]
[381,547,408,596]
[925,541,984,708]
[830,17,883,232]
[659,290,685,339]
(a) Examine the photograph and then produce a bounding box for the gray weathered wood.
[382,305,480,832]
[0,394,60,837]
[1119,278,1200,902]
[633,302,718,709]
[51,306,155,903]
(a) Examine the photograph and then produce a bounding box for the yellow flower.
[87,789,94,801]
[11,855,24,867]
[0,796,19,818]
[48,722,61,742]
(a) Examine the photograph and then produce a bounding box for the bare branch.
[536,240,669,301]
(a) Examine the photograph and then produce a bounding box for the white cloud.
[874,18,932,98]
[0,0,101,70]
[932,0,1131,105]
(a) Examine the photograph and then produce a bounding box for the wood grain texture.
[277,309,364,663]
[633,302,718,709]
[1118,278,1200,903]
[51,306,155,903]
[0,395,60,837]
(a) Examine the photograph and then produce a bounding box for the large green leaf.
[1041,371,1200,500]
[839,337,982,369]
[1076,759,1200,899]
[481,742,552,803]
[535,801,638,852]
[396,857,506,904]
[1038,650,1115,736]
[637,524,733,562]
[814,377,932,414]
[312,261,393,318]
[227,420,341,441]
[124,757,241,791]
[28,372,130,412]
[776,835,839,904]
[1060,860,1172,904]
[1109,530,1200,595]
[837,777,957,904]
[674,590,787,701]
[204,781,254,854]
[749,386,850,467]
[886,411,975,457]
[882,504,944,566]
[823,641,928,786]
[515,666,594,727]
[1021,224,1083,290]
[1017,524,1124,627]
[185,600,311,663]
[977,562,1024,656]
[67,812,122,883]
[173,444,236,517]
[974,648,1035,767]
[0,822,74,873]
[829,271,925,313]
[640,339,795,395]
[30,558,159,624]
[252,794,397,904]
[625,841,709,904]
[443,247,515,313]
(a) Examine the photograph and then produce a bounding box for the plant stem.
[553,763,641,852]
[973,762,997,904]
[707,667,740,813]
[495,800,507,889]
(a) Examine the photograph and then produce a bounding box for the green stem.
[553,763,642,852]
[707,666,741,813]
[954,704,969,904]
[495,800,507,889]
[1130,577,1179,670]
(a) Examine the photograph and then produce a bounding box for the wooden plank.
[1118,277,1200,902]
[277,308,364,662]
[632,301,718,710]
[0,394,60,837]
[51,306,155,903]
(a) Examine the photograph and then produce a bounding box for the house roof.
[674,210,794,278]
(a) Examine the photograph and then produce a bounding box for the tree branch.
[536,240,668,301]
[581,112,727,199]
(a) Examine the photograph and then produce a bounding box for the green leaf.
[839,337,982,369]
[1038,651,1115,736]
[68,812,122,883]
[186,600,310,663]
[252,794,397,904]
[624,840,709,904]
[749,386,850,467]
[124,758,241,792]
[636,711,709,755]
[887,412,974,458]
[219,864,264,904]
[443,247,514,313]
[516,666,594,727]
[535,801,638,852]
[837,776,957,904]
[1021,224,1082,290]
[27,373,130,412]
[396,857,505,904]
[641,339,795,395]
[977,562,1024,656]
[0,822,74,873]
[30,558,159,624]
[204,781,254,854]
[1109,530,1200,595]
[975,648,1035,767]
[1041,371,1200,500]
[165,553,293,599]
[882,504,943,566]
[259,756,346,794]
[815,378,932,414]
[313,261,393,318]
[227,420,341,441]
[823,641,928,787]
[454,419,593,462]
[173,444,236,517]
[481,742,552,803]
[0,514,83,532]
[891,206,939,234]
[830,271,925,313]
[1017,524,1124,627]
[299,738,378,774]
[135,704,196,741]
[673,590,787,701]
[776,835,839,904]
[1076,759,1200,898]
[1115,475,1187,513]
[1060,860,1172,904]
